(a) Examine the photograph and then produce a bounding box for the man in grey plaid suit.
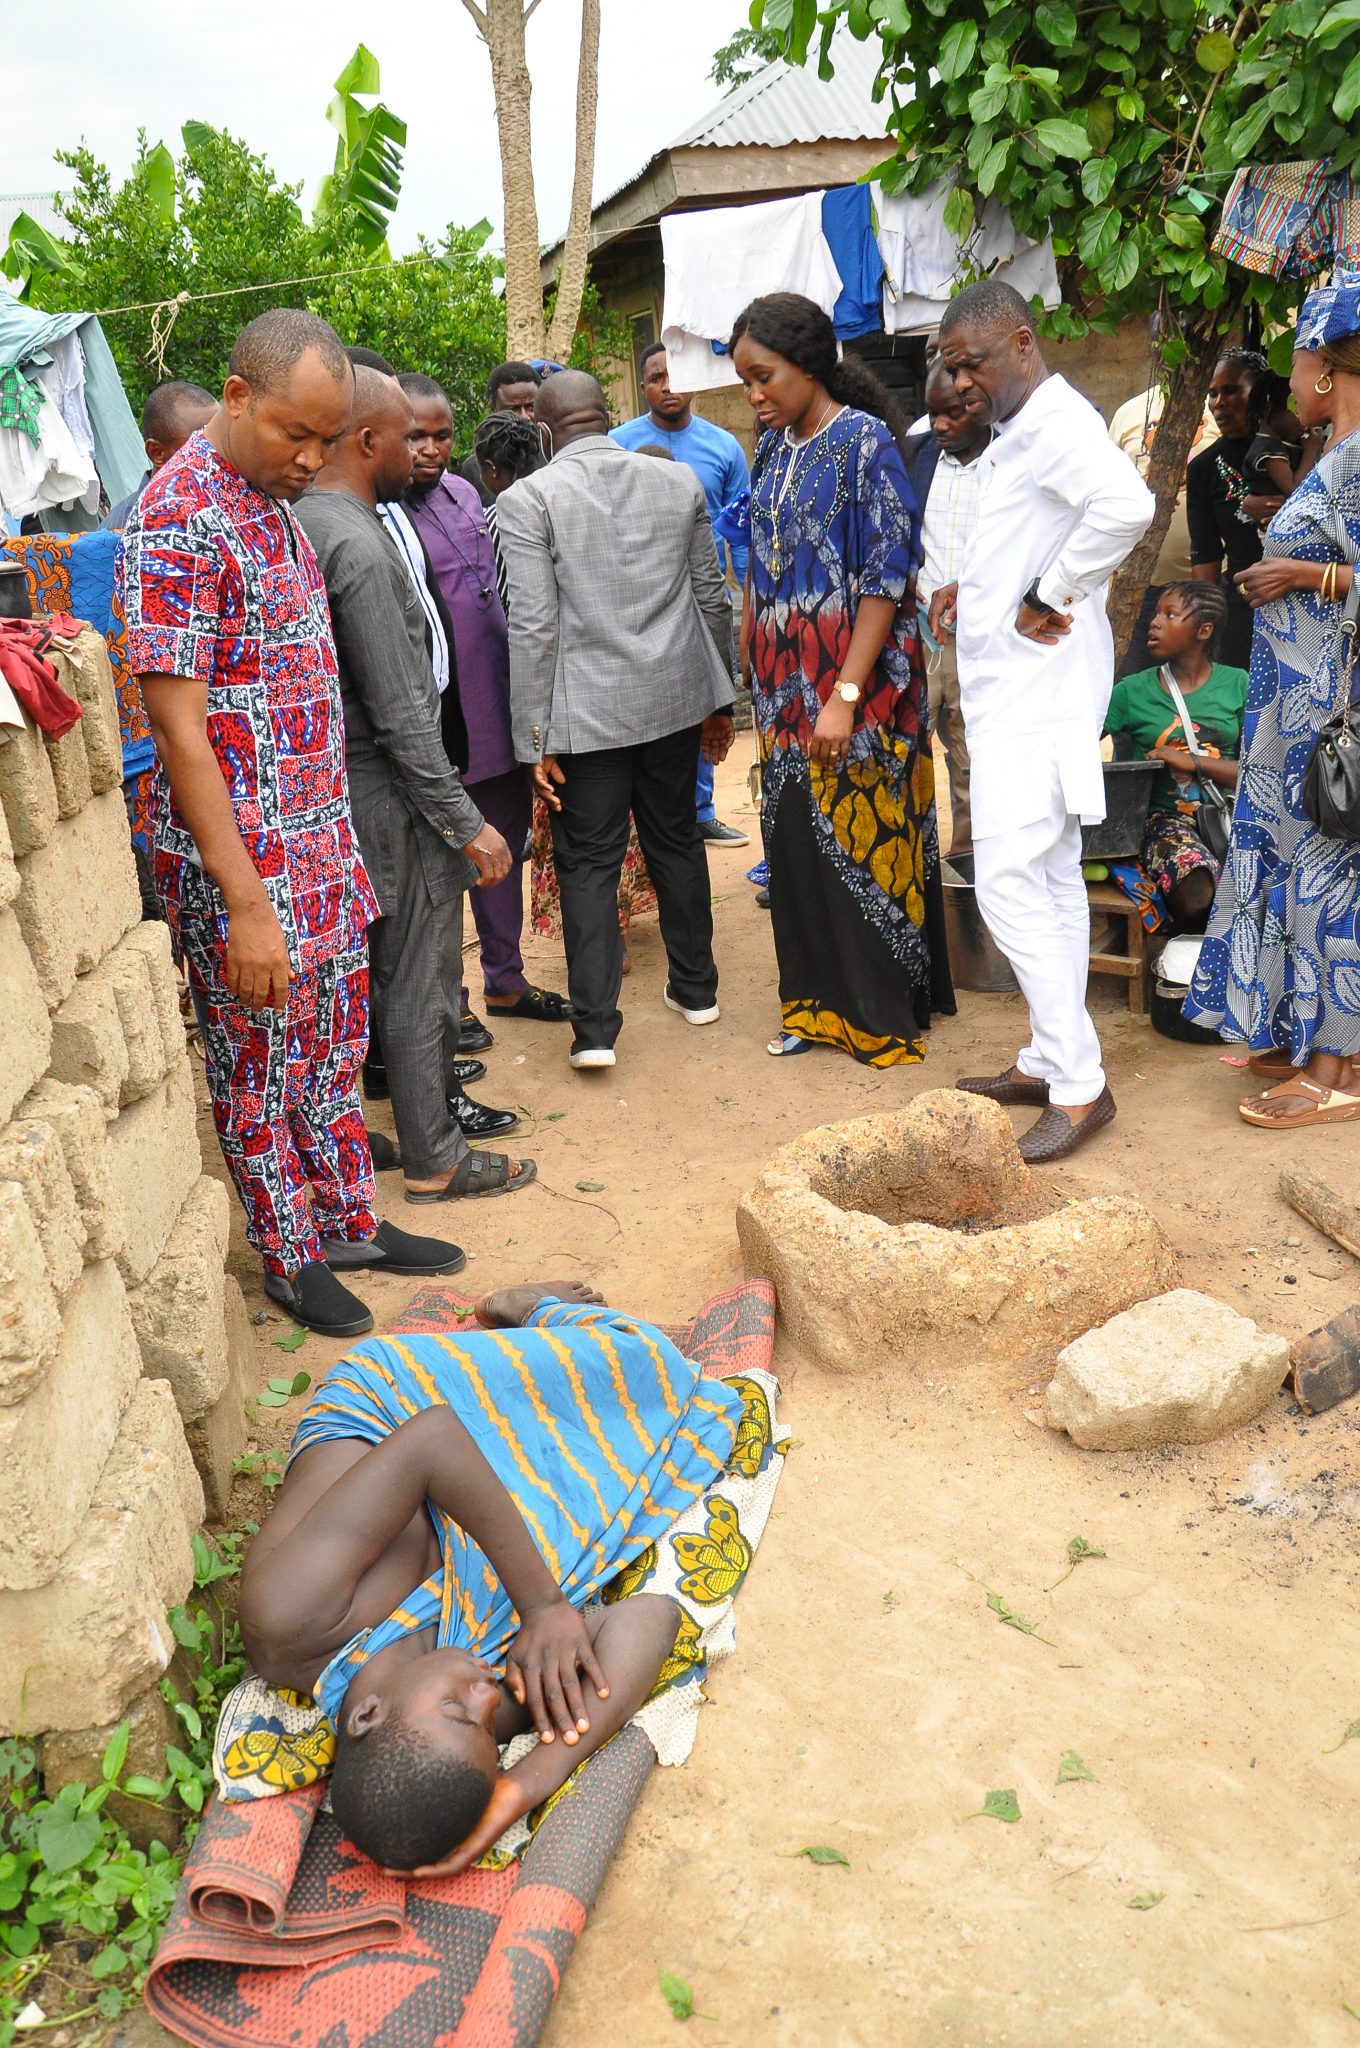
[497,371,737,1070]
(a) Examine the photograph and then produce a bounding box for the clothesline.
[89,249,480,379]
[90,248,472,319]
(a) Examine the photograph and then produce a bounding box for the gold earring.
[1316,370,1334,394]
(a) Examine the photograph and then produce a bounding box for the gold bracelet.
[1323,562,1338,604]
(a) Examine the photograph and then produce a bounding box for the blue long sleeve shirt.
[610,411,750,584]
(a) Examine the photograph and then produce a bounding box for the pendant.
[772,540,781,576]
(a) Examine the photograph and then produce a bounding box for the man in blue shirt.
[612,342,750,846]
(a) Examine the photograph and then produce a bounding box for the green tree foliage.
[753,0,1360,645]
[20,126,505,452]
[710,22,786,90]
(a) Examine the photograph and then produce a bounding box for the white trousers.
[971,770,1105,1108]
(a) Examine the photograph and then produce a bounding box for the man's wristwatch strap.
[1022,581,1058,616]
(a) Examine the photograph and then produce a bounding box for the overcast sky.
[0,0,749,253]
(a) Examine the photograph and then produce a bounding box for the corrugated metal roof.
[669,31,893,150]
[0,193,69,243]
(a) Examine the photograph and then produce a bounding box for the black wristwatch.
[1022,581,1058,616]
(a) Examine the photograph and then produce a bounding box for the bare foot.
[476,1280,605,1328]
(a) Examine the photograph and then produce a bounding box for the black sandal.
[484,985,573,1023]
[405,1152,538,1203]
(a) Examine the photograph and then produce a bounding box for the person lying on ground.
[237,1280,747,1876]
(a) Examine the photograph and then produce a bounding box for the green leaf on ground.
[794,1844,850,1867]
[272,1328,309,1355]
[986,1590,1055,1646]
[1324,1718,1360,1753]
[576,1180,606,1193]
[882,1590,899,1613]
[1128,1891,1165,1910]
[658,1969,713,2020]
[36,1811,101,1874]
[1056,1749,1096,1784]
[544,1111,566,1121]
[1047,1535,1107,1590]
[1342,2000,1360,2022]
[967,1788,1021,1823]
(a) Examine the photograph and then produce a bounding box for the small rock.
[1044,1289,1290,1451]
[1285,1234,1302,1248]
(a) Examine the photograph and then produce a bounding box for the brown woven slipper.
[1017,1086,1117,1164]
[957,1063,1050,1107]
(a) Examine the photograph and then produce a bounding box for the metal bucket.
[940,853,1019,995]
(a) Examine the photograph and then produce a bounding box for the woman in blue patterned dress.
[729,294,954,1063]
[1184,275,1360,1128]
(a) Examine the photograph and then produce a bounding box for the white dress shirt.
[955,375,1154,835]
[917,448,985,605]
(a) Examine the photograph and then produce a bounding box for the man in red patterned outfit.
[117,309,463,1337]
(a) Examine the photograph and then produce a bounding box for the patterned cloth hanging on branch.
[1213,158,1360,278]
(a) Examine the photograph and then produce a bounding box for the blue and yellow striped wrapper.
[294,1303,743,1730]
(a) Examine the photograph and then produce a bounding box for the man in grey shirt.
[496,371,736,1070]
[296,368,536,1204]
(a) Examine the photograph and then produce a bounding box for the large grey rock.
[1045,1288,1290,1450]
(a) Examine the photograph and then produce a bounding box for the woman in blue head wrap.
[1184,274,1360,1126]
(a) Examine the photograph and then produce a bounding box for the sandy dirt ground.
[199,752,1360,2048]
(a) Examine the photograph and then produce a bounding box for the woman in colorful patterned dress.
[730,293,953,1062]
[1184,274,1360,1128]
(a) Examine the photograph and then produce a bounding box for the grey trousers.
[928,634,972,855]
[366,856,470,1182]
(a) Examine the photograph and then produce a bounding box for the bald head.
[536,369,609,451]
[315,364,416,506]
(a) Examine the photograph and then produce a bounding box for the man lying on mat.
[238,1281,744,1875]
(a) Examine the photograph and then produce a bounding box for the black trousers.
[550,723,718,1050]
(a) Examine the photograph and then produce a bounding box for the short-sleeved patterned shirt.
[116,432,377,973]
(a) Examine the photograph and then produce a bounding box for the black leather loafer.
[264,1260,373,1338]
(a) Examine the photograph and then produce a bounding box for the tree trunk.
[1106,281,1247,666]
[463,0,547,360]
[546,0,601,363]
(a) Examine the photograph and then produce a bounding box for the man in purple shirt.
[400,375,569,1026]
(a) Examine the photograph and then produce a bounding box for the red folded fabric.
[0,617,83,739]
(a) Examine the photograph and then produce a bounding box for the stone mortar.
[736,1088,1180,1375]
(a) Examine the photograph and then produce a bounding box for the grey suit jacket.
[295,488,483,914]
[496,435,734,761]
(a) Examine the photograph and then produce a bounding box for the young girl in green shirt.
[1103,582,1248,930]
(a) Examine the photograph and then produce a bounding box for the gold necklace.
[769,399,838,576]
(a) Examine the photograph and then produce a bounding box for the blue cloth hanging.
[821,185,885,339]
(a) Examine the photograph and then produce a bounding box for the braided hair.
[1215,346,1268,386]
[728,293,914,460]
[472,412,543,485]
[1160,580,1229,659]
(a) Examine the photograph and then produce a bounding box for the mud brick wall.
[0,627,253,1743]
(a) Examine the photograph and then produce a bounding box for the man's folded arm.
[1032,434,1157,611]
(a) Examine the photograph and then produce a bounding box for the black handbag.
[1302,574,1360,839]
[1161,668,1234,863]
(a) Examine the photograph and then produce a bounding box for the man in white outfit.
[928,282,1155,1164]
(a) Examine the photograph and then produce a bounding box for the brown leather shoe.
[1017,1086,1117,1165]
[956,1064,1050,1108]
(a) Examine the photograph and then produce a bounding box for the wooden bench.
[1086,881,1152,1015]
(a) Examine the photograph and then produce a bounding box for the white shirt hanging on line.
[660,192,843,392]
[954,375,1154,836]
[875,180,1062,336]
[0,389,98,522]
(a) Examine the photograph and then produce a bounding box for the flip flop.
[484,985,573,1023]
[1238,1075,1360,1128]
[767,1031,812,1056]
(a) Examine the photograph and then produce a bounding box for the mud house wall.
[0,626,253,1745]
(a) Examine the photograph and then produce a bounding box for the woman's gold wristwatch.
[834,679,862,705]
